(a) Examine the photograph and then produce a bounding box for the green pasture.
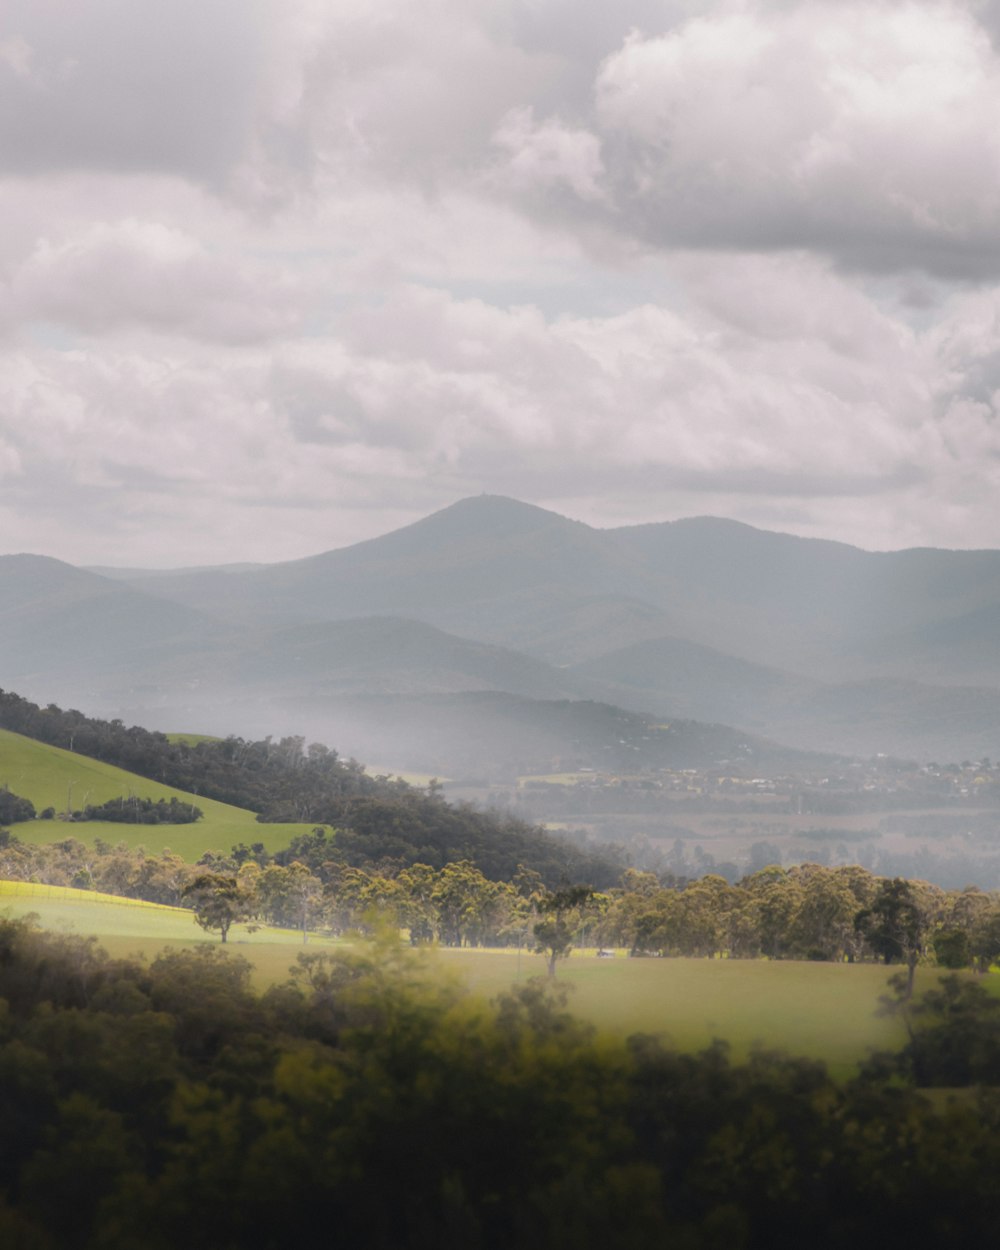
[0,880,941,1074]
[0,728,315,859]
[436,948,923,1076]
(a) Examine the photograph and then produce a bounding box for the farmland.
[0,727,316,858]
[0,880,918,1073]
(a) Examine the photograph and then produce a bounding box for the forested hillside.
[0,690,622,886]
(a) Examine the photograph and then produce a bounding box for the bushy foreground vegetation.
[0,914,998,1249]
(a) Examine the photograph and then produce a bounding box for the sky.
[4,0,1000,566]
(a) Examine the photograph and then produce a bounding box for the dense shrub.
[0,917,999,1248]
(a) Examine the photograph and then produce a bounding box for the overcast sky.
[4,0,1000,565]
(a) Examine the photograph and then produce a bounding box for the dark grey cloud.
[0,0,265,181]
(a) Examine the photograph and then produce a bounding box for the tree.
[673,874,736,957]
[787,865,861,962]
[255,862,324,942]
[873,971,1000,1086]
[931,927,970,969]
[741,865,802,959]
[970,903,1000,973]
[0,785,35,824]
[396,862,437,943]
[286,862,324,943]
[533,885,593,976]
[855,877,928,993]
[182,873,249,943]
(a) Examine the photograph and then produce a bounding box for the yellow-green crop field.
[0,881,344,986]
[0,728,316,859]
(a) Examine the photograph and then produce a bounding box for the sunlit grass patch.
[0,878,179,910]
[0,882,346,987]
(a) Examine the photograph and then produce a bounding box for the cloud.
[495,2,1000,276]
[4,0,1000,564]
[326,273,936,486]
[3,251,1000,562]
[0,0,267,184]
[9,0,1000,278]
[6,219,303,342]
[492,106,607,203]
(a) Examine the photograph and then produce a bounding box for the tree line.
[597,865,1000,977]
[0,787,202,826]
[4,832,1000,975]
[0,915,999,1249]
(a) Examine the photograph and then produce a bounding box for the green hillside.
[0,728,315,859]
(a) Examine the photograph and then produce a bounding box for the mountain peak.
[425,493,585,532]
[309,494,588,566]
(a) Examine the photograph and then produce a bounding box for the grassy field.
[0,882,931,1074]
[437,948,918,1076]
[0,728,316,859]
[0,882,343,989]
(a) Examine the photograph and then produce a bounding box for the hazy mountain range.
[3,494,1000,768]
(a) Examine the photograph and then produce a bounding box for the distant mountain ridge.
[4,494,1000,763]
[108,495,1000,676]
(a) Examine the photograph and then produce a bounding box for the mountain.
[119,496,670,644]
[570,636,820,728]
[0,555,226,701]
[142,616,583,703]
[114,496,1000,682]
[6,495,1000,765]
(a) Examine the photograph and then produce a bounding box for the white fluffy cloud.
[6,251,1000,561]
[497,2,1000,274]
[3,0,1000,563]
[6,219,304,342]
